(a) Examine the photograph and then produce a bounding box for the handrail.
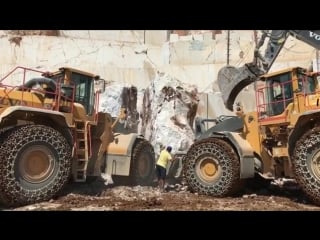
[0,67,76,112]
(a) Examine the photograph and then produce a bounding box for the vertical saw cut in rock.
[120,86,139,133]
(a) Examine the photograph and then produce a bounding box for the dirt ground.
[4,177,320,211]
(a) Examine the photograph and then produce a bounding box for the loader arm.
[218,30,320,111]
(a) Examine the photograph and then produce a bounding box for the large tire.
[131,139,155,185]
[113,139,155,186]
[0,127,16,205]
[0,125,72,207]
[184,138,241,196]
[292,127,320,205]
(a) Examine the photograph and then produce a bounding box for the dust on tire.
[0,125,72,207]
[184,138,241,196]
[292,126,320,205]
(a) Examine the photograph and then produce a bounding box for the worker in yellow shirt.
[155,146,173,192]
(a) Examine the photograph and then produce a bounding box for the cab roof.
[43,67,100,80]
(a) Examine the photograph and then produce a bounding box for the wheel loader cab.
[256,68,297,119]
[256,67,320,122]
[265,71,293,116]
[70,72,95,116]
[297,72,316,95]
[44,67,99,116]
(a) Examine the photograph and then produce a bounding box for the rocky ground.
[3,177,320,211]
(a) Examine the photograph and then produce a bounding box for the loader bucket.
[217,65,258,111]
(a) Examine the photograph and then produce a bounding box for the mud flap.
[217,65,260,111]
[224,132,255,178]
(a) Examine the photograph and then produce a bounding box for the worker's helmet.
[166,146,172,153]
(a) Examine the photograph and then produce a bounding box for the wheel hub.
[196,157,221,183]
[202,160,217,177]
[311,150,320,179]
[19,145,55,183]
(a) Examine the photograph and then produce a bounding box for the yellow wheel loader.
[184,30,320,205]
[0,66,155,207]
